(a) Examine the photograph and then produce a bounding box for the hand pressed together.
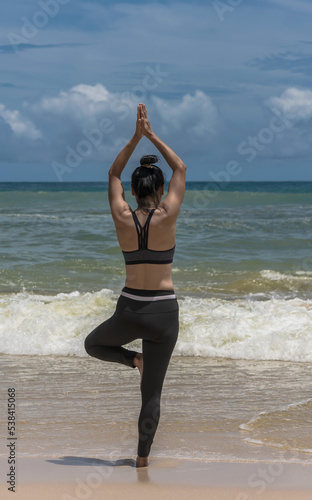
[135,103,154,139]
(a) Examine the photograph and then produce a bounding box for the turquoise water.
[1,182,312,360]
[1,181,312,296]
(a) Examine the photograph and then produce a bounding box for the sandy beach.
[1,456,312,500]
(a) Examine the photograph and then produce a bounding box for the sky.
[0,0,312,182]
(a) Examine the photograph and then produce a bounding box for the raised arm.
[138,104,186,216]
[108,105,143,220]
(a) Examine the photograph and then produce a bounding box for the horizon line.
[1,180,312,183]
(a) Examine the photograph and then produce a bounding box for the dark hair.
[131,155,165,211]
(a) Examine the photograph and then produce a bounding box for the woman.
[84,103,186,467]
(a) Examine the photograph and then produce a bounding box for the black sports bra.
[122,208,175,265]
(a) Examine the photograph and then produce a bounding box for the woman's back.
[114,205,178,290]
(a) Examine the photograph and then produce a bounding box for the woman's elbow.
[180,161,187,172]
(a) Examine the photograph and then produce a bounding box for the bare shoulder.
[158,165,186,218]
[156,199,181,221]
[153,205,178,224]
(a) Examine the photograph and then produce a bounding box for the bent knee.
[84,335,93,355]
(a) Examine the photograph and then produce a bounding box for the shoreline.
[1,456,312,500]
[2,354,312,464]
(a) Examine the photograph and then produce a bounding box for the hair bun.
[140,155,159,166]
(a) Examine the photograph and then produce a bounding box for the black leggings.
[84,286,179,458]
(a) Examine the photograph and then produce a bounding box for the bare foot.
[136,456,149,467]
[133,353,143,389]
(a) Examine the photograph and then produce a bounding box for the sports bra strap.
[132,209,156,249]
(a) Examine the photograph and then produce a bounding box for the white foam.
[176,295,312,362]
[260,269,312,282]
[1,290,312,360]
[0,289,116,356]
[260,270,291,281]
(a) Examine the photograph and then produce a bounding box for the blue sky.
[0,0,312,181]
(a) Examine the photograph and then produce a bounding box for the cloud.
[29,84,219,138]
[2,83,312,168]
[33,84,219,149]
[0,83,220,166]
[34,83,115,120]
[262,87,312,159]
[269,87,312,121]
[0,103,41,139]
[0,82,21,88]
[247,50,312,75]
[152,90,218,137]
[0,42,88,55]
[77,1,212,35]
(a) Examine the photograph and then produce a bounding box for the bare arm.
[138,104,186,215]
[108,105,143,220]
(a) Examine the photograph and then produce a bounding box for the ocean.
[1,181,312,464]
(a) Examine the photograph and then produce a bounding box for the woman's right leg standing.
[137,336,177,458]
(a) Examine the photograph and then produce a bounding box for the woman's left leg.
[84,310,139,368]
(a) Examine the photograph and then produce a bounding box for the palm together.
[135,103,153,139]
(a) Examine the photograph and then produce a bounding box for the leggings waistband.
[121,286,176,302]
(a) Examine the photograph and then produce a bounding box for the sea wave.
[1,289,312,360]
[240,399,312,454]
[204,269,312,299]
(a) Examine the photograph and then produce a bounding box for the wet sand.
[1,456,312,500]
